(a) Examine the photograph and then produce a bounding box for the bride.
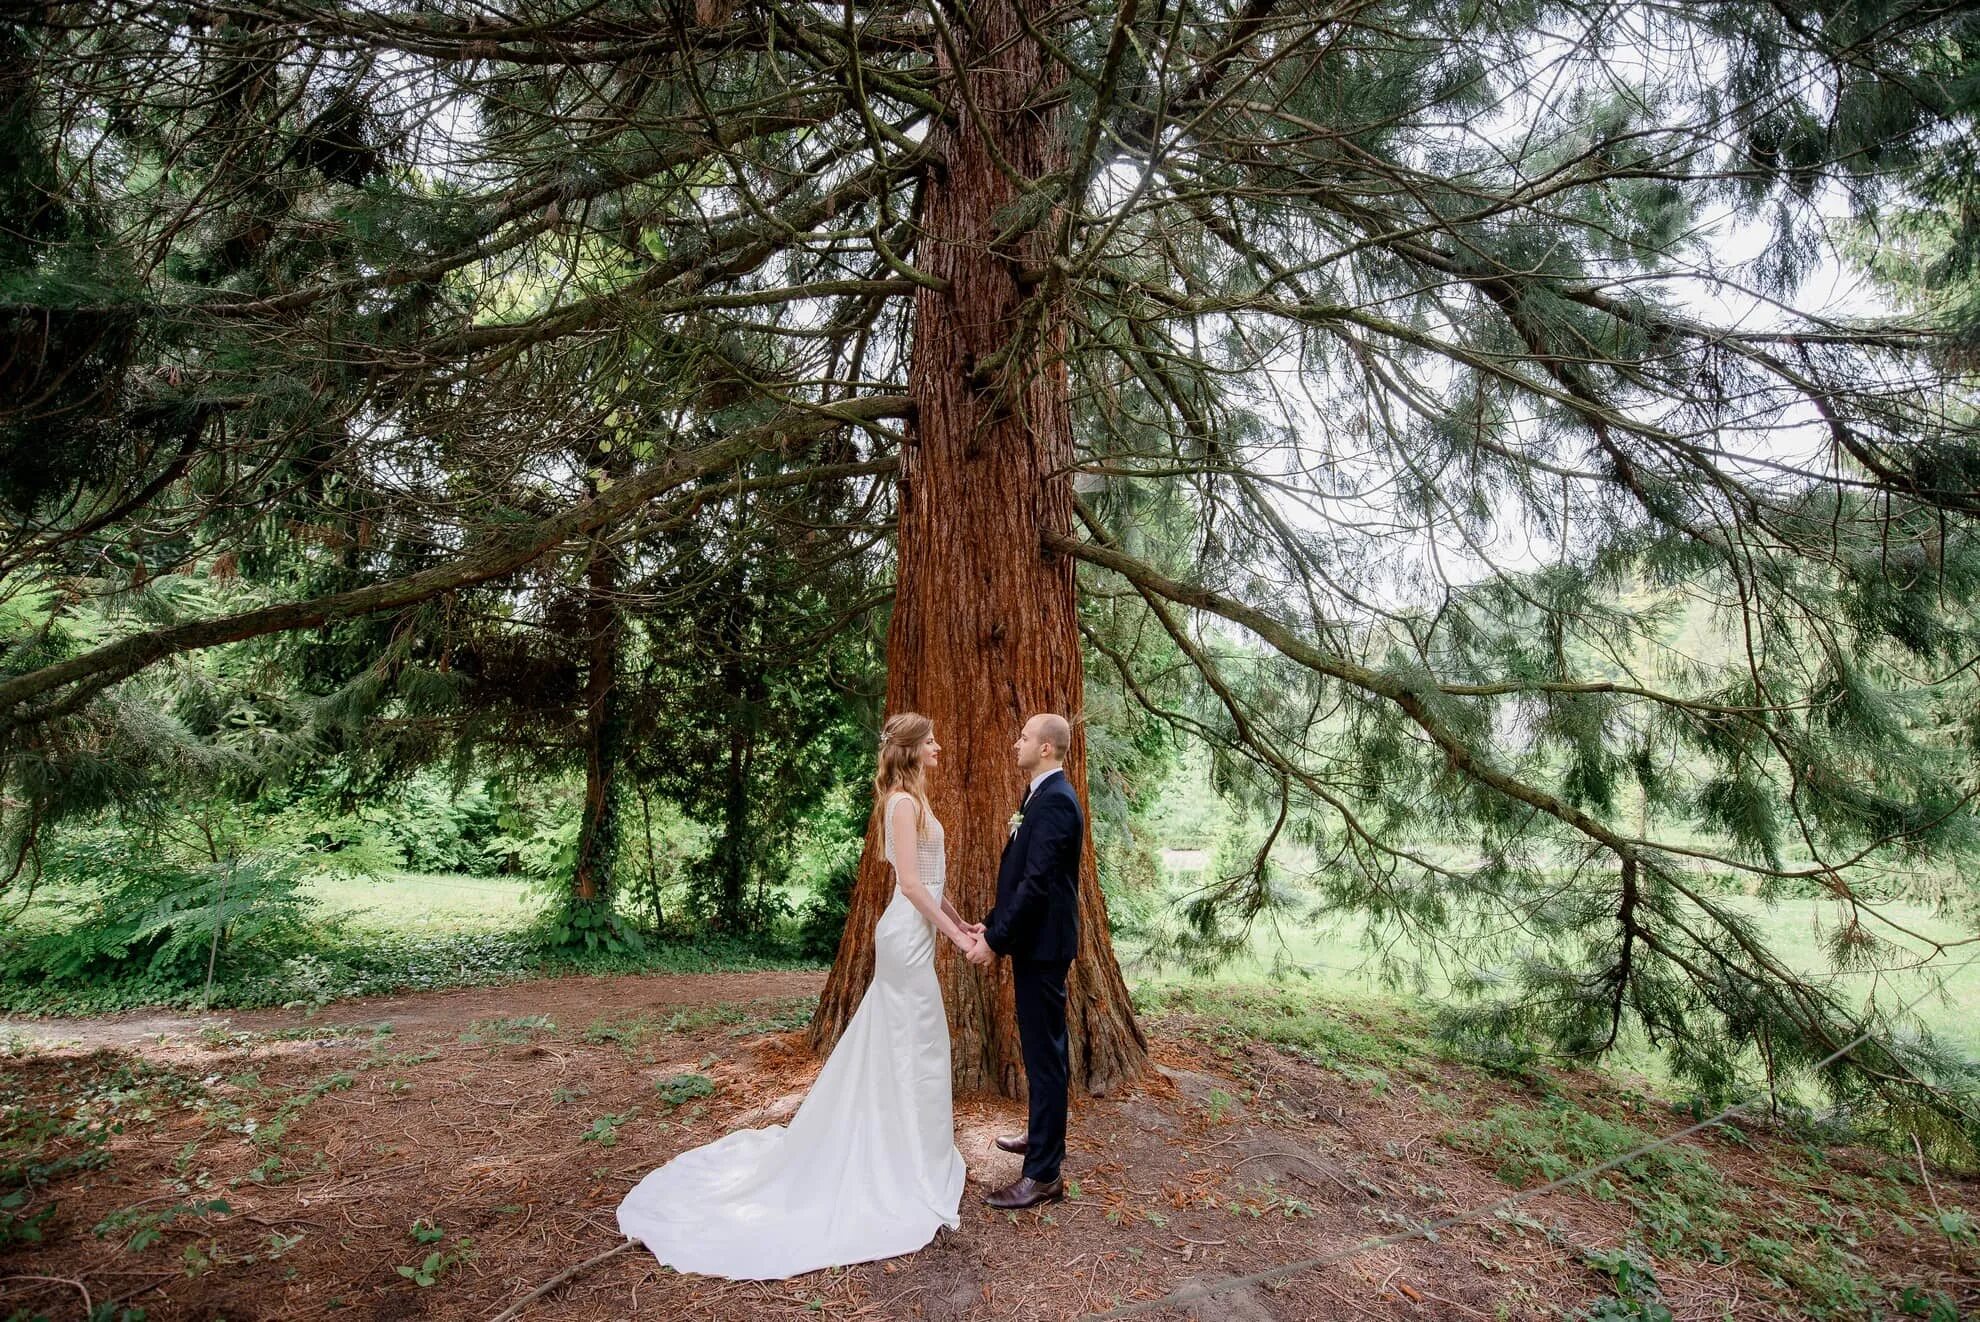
[616,712,980,1279]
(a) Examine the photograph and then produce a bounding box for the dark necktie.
[1022,774,1050,811]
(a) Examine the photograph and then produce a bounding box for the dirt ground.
[2,971,1975,1320]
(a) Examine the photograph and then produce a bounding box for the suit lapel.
[1002,769,1066,865]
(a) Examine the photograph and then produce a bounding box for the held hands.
[949,923,994,966]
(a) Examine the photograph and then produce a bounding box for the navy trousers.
[1013,957,1072,1183]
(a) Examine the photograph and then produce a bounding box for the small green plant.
[396,1221,474,1287]
[1577,1247,1673,1321]
[0,1187,56,1248]
[94,1198,232,1251]
[1930,1208,1973,1243]
[459,1014,555,1045]
[654,1074,716,1109]
[85,1305,150,1322]
[1898,1286,1961,1320]
[581,1111,636,1146]
[263,1228,305,1258]
[1579,1300,1674,1322]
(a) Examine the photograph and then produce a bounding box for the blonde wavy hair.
[872,711,934,837]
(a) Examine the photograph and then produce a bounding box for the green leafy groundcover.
[0,929,821,1017]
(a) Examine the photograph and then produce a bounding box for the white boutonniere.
[1007,810,1024,838]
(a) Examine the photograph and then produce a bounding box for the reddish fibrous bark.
[807,0,1148,1098]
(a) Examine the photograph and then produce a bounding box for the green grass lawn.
[7,869,548,939]
[302,870,547,935]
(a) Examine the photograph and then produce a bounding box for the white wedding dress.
[616,793,965,1279]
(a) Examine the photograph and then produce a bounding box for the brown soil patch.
[1,974,1974,1320]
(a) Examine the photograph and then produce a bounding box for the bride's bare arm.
[939,895,976,931]
[889,797,974,951]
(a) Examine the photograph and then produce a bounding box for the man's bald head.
[1014,712,1072,774]
[1030,713,1071,762]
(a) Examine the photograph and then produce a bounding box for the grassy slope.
[1122,891,1980,1061]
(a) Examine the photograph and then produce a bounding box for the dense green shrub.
[368,773,503,874]
[0,806,391,1003]
[795,851,859,961]
[789,785,866,959]
[2,831,315,985]
[0,924,820,1016]
[1096,835,1164,939]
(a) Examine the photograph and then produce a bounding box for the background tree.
[635,471,888,935]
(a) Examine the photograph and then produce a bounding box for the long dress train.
[615,794,965,1279]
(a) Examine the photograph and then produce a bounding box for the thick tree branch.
[0,397,909,735]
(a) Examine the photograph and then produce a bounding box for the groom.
[965,713,1080,1210]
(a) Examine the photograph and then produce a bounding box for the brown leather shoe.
[993,1134,1029,1155]
[983,1175,1064,1210]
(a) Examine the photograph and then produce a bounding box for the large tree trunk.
[808,0,1148,1098]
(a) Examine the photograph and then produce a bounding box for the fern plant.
[0,802,378,993]
[3,841,309,986]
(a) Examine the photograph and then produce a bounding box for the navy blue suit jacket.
[984,769,1082,963]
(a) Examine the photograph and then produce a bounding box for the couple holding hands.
[616,712,1083,1281]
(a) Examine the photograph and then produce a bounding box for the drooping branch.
[1049,524,1975,883]
[0,397,909,736]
